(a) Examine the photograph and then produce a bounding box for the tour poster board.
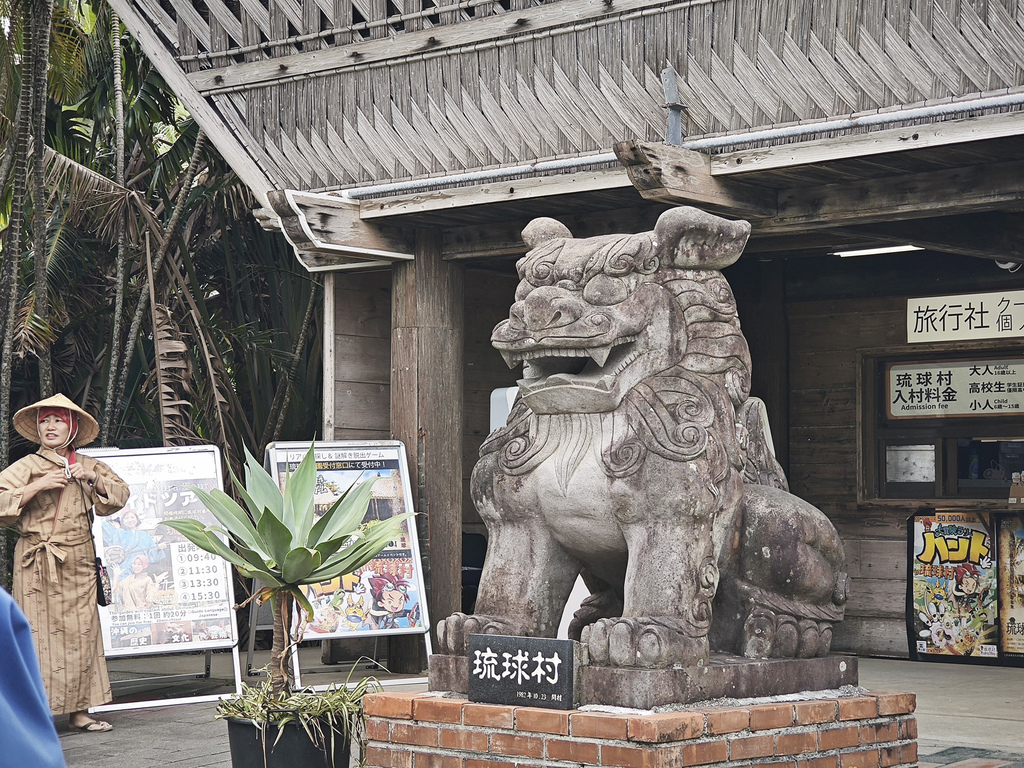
[264,441,430,643]
[907,509,1024,666]
[82,446,239,657]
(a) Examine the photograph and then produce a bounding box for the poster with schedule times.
[264,441,429,640]
[82,445,238,656]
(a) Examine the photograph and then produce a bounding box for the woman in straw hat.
[0,394,129,732]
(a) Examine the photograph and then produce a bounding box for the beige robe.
[0,448,130,715]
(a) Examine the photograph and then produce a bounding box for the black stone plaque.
[467,635,581,710]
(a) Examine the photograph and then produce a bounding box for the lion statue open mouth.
[438,207,848,669]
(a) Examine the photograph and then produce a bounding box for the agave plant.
[162,444,411,695]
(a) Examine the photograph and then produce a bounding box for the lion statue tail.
[737,397,789,492]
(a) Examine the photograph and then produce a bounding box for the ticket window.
[880,435,1024,499]
[955,438,1024,494]
[872,354,1024,500]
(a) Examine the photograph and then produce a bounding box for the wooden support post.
[389,229,465,672]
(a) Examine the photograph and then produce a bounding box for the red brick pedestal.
[363,690,917,768]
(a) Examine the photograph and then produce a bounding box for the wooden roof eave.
[264,107,1024,271]
[263,190,415,272]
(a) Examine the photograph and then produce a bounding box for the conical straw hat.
[14,393,100,447]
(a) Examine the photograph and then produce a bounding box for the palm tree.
[0,0,323,589]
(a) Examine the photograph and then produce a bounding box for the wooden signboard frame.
[82,445,242,711]
[262,440,431,688]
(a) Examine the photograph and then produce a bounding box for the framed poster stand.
[81,445,242,710]
[259,441,432,689]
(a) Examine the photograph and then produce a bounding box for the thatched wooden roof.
[110,0,1024,267]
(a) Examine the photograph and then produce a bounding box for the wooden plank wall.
[787,294,910,657]
[331,270,393,440]
[331,268,519,529]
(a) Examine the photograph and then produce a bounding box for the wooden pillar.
[389,229,464,672]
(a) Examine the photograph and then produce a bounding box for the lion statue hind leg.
[715,484,849,659]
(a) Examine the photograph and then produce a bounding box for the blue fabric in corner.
[0,586,67,768]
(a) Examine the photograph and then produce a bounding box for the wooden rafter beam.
[266,190,414,272]
[770,160,1024,233]
[837,213,1024,264]
[614,141,776,218]
[358,167,633,220]
[711,111,1024,177]
[266,141,1024,270]
[615,141,1024,236]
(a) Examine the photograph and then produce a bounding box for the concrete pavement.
[59,657,1024,767]
[857,657,1024,767]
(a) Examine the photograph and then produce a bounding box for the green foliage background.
[0,0,323,588]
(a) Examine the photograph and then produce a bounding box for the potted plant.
[162,444,411,768]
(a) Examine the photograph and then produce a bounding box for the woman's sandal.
[71,718,113,732]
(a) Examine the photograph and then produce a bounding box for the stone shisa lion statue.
[438,206,848,671]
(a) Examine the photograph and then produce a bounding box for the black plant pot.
[226,716,351,768]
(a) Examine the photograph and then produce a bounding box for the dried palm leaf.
[13,292,62,358]
[148,301,200,445]
[42,146,162,243]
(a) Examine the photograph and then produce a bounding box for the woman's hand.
[17,469,68,508]
[36,469,70,491]
[67,463,97,485]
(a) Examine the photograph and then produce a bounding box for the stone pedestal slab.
[363,688,918,768]
[583,654,858,709]
[429,652,858,709]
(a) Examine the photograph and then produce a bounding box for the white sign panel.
[887,358,1024,419]
[83,446,239,656]
[265,441,429,639]
[907,289,1024,343]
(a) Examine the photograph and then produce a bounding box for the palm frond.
[43,146,163,242]
[147,302,200,445]
[14,293,60,357]
[47,6,87,103]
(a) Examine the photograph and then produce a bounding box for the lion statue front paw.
[436,612,533,655]
[581,617,710,668]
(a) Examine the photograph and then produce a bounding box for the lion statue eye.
[582,274,628,306]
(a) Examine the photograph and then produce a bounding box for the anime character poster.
[266,441,429,640]
[910,511,998,660]
[83,446,238,656]
[997,514,1024,657]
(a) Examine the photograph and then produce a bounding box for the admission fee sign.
[264,441,429,642]
[82,445,239,657]
[886,358,1024,419]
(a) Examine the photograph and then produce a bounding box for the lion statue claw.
[438,207,847,669]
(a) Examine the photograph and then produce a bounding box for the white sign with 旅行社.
[907,289,1024,343]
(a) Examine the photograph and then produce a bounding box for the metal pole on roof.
[661,64,686,147]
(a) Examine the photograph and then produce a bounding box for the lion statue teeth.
[437,206,848,669]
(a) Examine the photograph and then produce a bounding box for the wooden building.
[111,0,1024,658]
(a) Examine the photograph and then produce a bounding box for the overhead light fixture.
[830,244,925,258]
